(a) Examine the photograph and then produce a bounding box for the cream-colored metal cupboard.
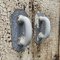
[0,0,59,60]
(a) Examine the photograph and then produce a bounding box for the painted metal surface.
[10,9,29,52]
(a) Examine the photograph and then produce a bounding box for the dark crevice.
[54,54,59,60]
[58,8,60,60]
[57,5,60,59]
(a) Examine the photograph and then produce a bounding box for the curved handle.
[35,12,51,44]
[11,9,32,52]
[38,16,50,38]
[18,15,32,46]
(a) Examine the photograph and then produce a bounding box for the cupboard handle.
[38,16,50,38]
[18,15,32,47]
[35,12,51,44]
[11,9,32,52]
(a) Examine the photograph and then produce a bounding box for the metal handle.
[35,12,51,44]
[18,15,32,46]
[11,9,32,52]
[38,16,50,38]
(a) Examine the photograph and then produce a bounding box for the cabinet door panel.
[0,0,59,60]
[31,0,59,60]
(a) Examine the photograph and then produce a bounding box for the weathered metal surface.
[0,0,59,60]
[32,0,59,60]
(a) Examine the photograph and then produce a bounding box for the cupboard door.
[31,0,59,60]
[0,0,59,60]
[0,0,32,60]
